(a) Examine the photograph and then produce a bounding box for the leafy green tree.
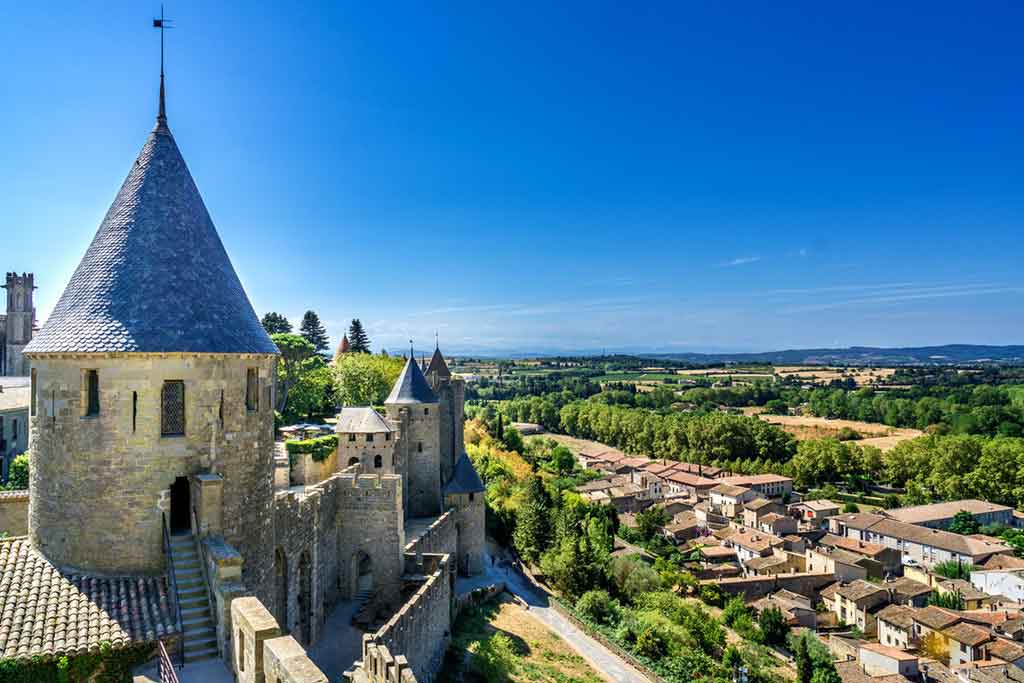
[758,606,789,646]
[634,625,667,660]
[540,534,604,600]
[722,596,749,627]
[576,590,618,625]
[948,510,982,535]
[514,475,552,564]
[4,453,28,490]
[501,425,525,454]
[286,362,335,421]
[261,311,292,334]
[272,333,317,413]
[927,590,965,610]
[932,559,974,580]
[842,502,860,513]
[299,310,330,354]
[347,319,371,353]
[636,506,670,541]
[333,353,405,406]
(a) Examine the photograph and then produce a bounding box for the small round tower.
[24,81,278,599]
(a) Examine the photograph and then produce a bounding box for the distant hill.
[643,344,1024,366]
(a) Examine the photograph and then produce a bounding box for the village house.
[756,511,798,536]
[664,470,718,497]
[883,499,1017,530]
[0,377,29,481]
[807,545,881,582]
[817,533,902,577]
[973,569,1024,604]
[715,473,793,499]
[752,589,817,629]
[937,579,992,610]
[829,512,1012,569]
[876,605,915,649]
[789,499,842,528]
[858,643,921,678]
[725,527,785,568]
[743,497,785,527]
[710,483,758,517]
[829,580,892,635]
[945,622,993,666]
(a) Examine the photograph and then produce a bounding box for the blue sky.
[2,2,1022,355]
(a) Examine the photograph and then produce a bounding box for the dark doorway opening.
[170,476,191,534]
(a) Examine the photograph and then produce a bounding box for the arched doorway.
[348,457,360,467]
[298,551,312,644]
[351,550,373,598]
[169,477,190,534]
[275,549,288,632]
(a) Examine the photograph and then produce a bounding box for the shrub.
[576,590,619,625]
[842,502,860,513]
[699,583,723,607]
[5,453,28,490]
[284,434,338,463]
[835,427,862,441]
[634,625,667,659]
[472,633,517,682]
[721,596,749,627]
[758,606,790,646]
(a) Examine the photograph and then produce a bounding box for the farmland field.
[743,409,922,451]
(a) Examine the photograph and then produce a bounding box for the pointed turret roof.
[385,355,437,404]
[426,345,451,379]
[26,81,276,356]
[444,452,485,495]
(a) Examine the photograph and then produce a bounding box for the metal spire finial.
[152,5,174,129]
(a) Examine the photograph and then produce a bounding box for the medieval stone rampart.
[403,510,457,557]
[359,553,452,683]
[0,490,28,536]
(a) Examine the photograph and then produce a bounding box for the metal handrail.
[162,512,185,668]
[157,640,181,683]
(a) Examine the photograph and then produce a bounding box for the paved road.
[460,559,652,683]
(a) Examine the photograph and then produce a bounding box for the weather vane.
[153,5,174,78]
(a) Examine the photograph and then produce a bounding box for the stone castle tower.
[1,272,36,376]
[23,78,279,602]
[385,354,442,518]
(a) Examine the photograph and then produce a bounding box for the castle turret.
[385,354,441,518]
[3,272,36,376]
[443,452,486,575]
[24,77,278,603]
[425,344,463,484]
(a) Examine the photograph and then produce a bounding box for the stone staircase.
[169,533,219,662]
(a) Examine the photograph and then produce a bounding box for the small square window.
[366,433,374,443]
[424,408,429,416]
[348,433,356,442]
[385,432,391,441]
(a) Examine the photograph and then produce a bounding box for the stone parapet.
[0,489,28,536]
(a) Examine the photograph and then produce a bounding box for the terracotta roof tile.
[0,538,177,661]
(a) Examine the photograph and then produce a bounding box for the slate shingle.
[24,113,277,356]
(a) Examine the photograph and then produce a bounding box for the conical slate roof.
[426,346,451,379]
[25,88,277,356]
[385,355,437,404]
[444,452,485,495]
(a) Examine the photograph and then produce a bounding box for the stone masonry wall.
[445,492,485,576]
[386,405,440,519]
[362,553,452,683]
[403,510,457,557]
[27,352,276,602]
[0,490,28,536]
[707,572,836,600]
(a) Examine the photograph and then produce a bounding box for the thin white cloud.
[720,256,761,267]
[780,285,1024,314]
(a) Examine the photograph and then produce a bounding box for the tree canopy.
[332,352,405,406]
[300,310,330,354]
[348,319,371,353]
[261,311,292,335]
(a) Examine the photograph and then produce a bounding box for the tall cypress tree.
[348,318,371,353]
[300,310,329,354]
[261,311,292,334]
[513,474,551,565]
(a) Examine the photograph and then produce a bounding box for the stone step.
[184,627,216,645]
[177,576,205,590]
[173,560,201,572]
[182,613,213,630]
[185,645,219,662]
[176,567,203,580]
[179,593,208,608]
[182,610,211,626]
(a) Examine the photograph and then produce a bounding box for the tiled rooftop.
[0,537,177,661]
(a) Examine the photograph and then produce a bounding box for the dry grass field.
[743,409,922,450]
[773,365,897,386]
[454,595,605,683]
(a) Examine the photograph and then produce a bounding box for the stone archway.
[351,550,373,599]
[298,550,312,644]
[275,548,288,632]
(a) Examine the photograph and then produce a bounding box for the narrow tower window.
[84,370,99,417]
[417,441,423,453]
[366,433,374,443]
[132,392,138,433]
[161,380,186,436]
[374,454,383,469]
[246,368,259,411]
[219,389,225,427]
[30,369,36,417]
